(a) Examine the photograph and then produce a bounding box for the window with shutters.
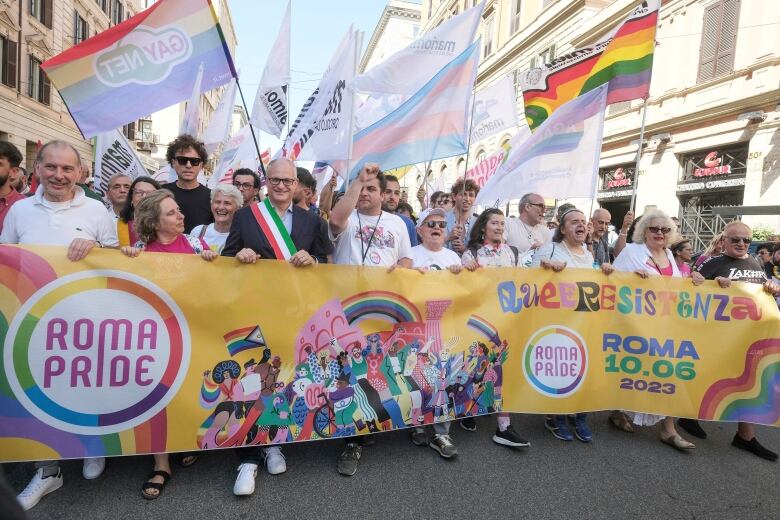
[30,0,52,28]
[112,0,124,25]
[482,15,495,58]
[510,0,522,34]
[28,56,51,105]
[1,36,18,88]
[75,12,89,44]
[697,0,740,84]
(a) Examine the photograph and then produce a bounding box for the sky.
[228,0,391,150]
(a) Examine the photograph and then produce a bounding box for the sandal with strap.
[141,470,171,500]
[608,411,635,433]
[660,433,696,451]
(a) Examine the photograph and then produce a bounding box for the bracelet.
[619,232,627,237]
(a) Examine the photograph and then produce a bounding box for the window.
[510,0,522,34]
[697,0,740,83]
[112,0,124,25]
[482,15,495,58]
[1,35,18,88]
[96,0,109,14]
[30,0,53,28]
[74,12,89,44]
[122,122,136,141]
[529,43,556,69]
[28,56,51,105]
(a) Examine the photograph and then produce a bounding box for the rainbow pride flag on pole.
[520,0,658,130]
[42,0,236,138]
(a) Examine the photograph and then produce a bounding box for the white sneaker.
[82,457,106,480]
[233,463,258,496]
[17,468,63,511]
[262,446,286,475]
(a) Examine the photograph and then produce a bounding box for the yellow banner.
[1,245,778,462]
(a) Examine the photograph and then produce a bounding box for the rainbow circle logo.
[522,326,588,398]
[3,270,190,435]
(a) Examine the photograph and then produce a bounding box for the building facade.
[0,0,143,171]
[405,0,780,249]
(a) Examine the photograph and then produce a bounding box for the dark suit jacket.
[222,203,333,262]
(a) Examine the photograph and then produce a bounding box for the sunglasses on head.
[424,221,447,229]
[648,226,671,235]
[727,237,751,245]
[175,156,202,166]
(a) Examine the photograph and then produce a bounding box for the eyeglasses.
[727,237,752,245]
[424,221,447,229]
[648,226,671,235]
[233,182,255,190]
[132,189,155,198]
[267,177,296,187]
[527,202,545,210]
[175,156,203,167]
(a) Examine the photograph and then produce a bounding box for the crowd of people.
[1,135,779,512]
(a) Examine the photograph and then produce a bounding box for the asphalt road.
[4,412,779,520]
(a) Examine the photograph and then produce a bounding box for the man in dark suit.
[222,158,332,264]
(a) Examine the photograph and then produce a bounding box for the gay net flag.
[42,0,236,138]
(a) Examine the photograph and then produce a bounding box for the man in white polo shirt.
[0,140,118,511]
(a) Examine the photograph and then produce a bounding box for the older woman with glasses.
[120,189,217,500]
[611,209,695,451]
[117,176,161,246]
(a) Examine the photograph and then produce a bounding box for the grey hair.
[211,183,243,208]
[632,209,676,248]
[518,193,540,212]
[35,140,82,167]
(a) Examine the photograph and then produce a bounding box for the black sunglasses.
[175,156,203,166]
[727,237,752,245]
[424,221,447,229]
[648,226,671,235]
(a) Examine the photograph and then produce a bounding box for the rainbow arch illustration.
[341,291,422,325]
[699,338,780,426]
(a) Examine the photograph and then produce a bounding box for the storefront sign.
[676,177,746,193]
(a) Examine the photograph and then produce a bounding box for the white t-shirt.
[531,241,595,269]
[410,244,461,270]
[505,218,550,254]
[0,186,119,247]
[191,223,229,253]
[330,210,412,266]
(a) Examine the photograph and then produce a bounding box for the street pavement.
[4,412,779,520]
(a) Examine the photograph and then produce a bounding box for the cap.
[416,207,447,228]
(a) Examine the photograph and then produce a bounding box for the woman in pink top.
[671,238,693,277]
[119,189,216,500]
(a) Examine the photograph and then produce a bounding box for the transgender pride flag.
[42,0,236,138]
[344,41,479,181]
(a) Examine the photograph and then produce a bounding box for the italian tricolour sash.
[250,198,298,260]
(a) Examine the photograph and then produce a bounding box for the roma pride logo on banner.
[3,270,190,435]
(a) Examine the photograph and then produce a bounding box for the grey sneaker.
[429,434,458,459]
[337,442,362,476]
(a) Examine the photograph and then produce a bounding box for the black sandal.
[141,470,171,500]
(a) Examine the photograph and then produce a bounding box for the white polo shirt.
[0,186,119,247]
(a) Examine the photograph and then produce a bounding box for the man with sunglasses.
[162,135,213,233]
[681,221,780,461]
[505,192,550,267]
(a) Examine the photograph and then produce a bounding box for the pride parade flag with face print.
[41,0,236,138]
[0,245,778,462]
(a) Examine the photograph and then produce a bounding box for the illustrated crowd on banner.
[197,293,509,447]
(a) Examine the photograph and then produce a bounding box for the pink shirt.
[144,234,208,254]
[0,189,25,234]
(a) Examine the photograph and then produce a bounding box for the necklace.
[519,218,534,241]
[357,211,383,265]
[562,241,587,257]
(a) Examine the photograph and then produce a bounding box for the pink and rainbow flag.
[342,40,479,181]
[42,0,236,138]
[223,325,266,357]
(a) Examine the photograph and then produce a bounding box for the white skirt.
[627,412,666,427]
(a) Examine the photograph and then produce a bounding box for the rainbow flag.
[520,0,658,129]
[467,314,501,346]
[42,0,236,138]
[341,41,479,181]
[223,325,266,357]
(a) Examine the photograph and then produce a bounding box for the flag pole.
[345,29,364,191]
[235,77,268,181]
[628,97,648,213]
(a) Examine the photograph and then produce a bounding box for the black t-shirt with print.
[696,254,768,285]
